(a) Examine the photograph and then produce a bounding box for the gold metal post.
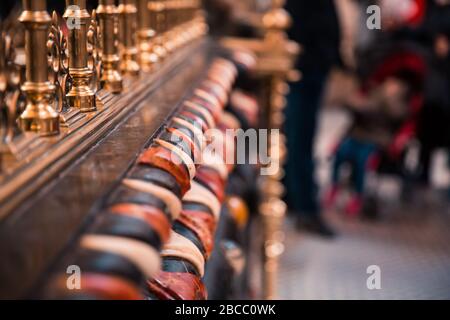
[97,0,123,93]
[136,0,158,71]
[18,0,59,136]
[64,0,96,112]
[260,78,289,300]
[176,0,188,48]
[260,198,286,300]
[259,0,298,301]
[191,0,207,40]
[118,0,140,76]
[148,0,168,61]
[163,0,174,53]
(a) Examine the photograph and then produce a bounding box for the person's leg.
[346,141,377,216]
[324,138,352,208]
[285,81,305,211]
[285,70,334,236]
[447,148,450,201]
[285,71,328,213]
[354,143,376,194]
[418,143,433,185]
[331,138,354,184]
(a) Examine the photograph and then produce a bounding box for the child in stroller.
[324,51,425,217]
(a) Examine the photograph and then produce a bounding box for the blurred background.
[279,0,450,299]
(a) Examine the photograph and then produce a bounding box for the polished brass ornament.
[64,0,96,112]
[0,22,25,157]
[47,12,72,118]
[148,0,168,61]
[118,0,140,76]
[87,10,101,93]
[136,0,159,72]
[18,0,59,136]
[97,0,123,93]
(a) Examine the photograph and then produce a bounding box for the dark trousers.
[284,70,329,216]
[332,137,378,194]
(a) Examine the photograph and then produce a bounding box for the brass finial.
[63,0,96,112]
[136,0,158,71]
[97,0,123,93]
[164,0,177,53]
[148,0,168,61]
[118,0,140,76]
[262,0,292,45]
[18,0,59,136]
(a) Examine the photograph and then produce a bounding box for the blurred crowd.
[284,0,450,237]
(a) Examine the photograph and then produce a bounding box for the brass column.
[97,0,123,93]
[164,0,177,53]
[118,0,140,76]
[148,0,167,60]
[164,0,175,51]
[176,0,187,48]
[18,0,59,136]
[64,0,96,112]
[260,78,289,299]
[259,0,299,300]
[137,0,158,71]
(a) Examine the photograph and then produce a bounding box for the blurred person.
[415,1,450,187]
[417,33,450,186]
[324,0,440,216]
[324,71,420,216]
[284,0,342,237]
[354,0,428,82]
[0,1,16,20]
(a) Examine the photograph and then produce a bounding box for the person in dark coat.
[415,0,450,185]
[284,0,342,237]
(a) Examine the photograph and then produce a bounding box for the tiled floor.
[278,206,450,299]
[277,110,450,299]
